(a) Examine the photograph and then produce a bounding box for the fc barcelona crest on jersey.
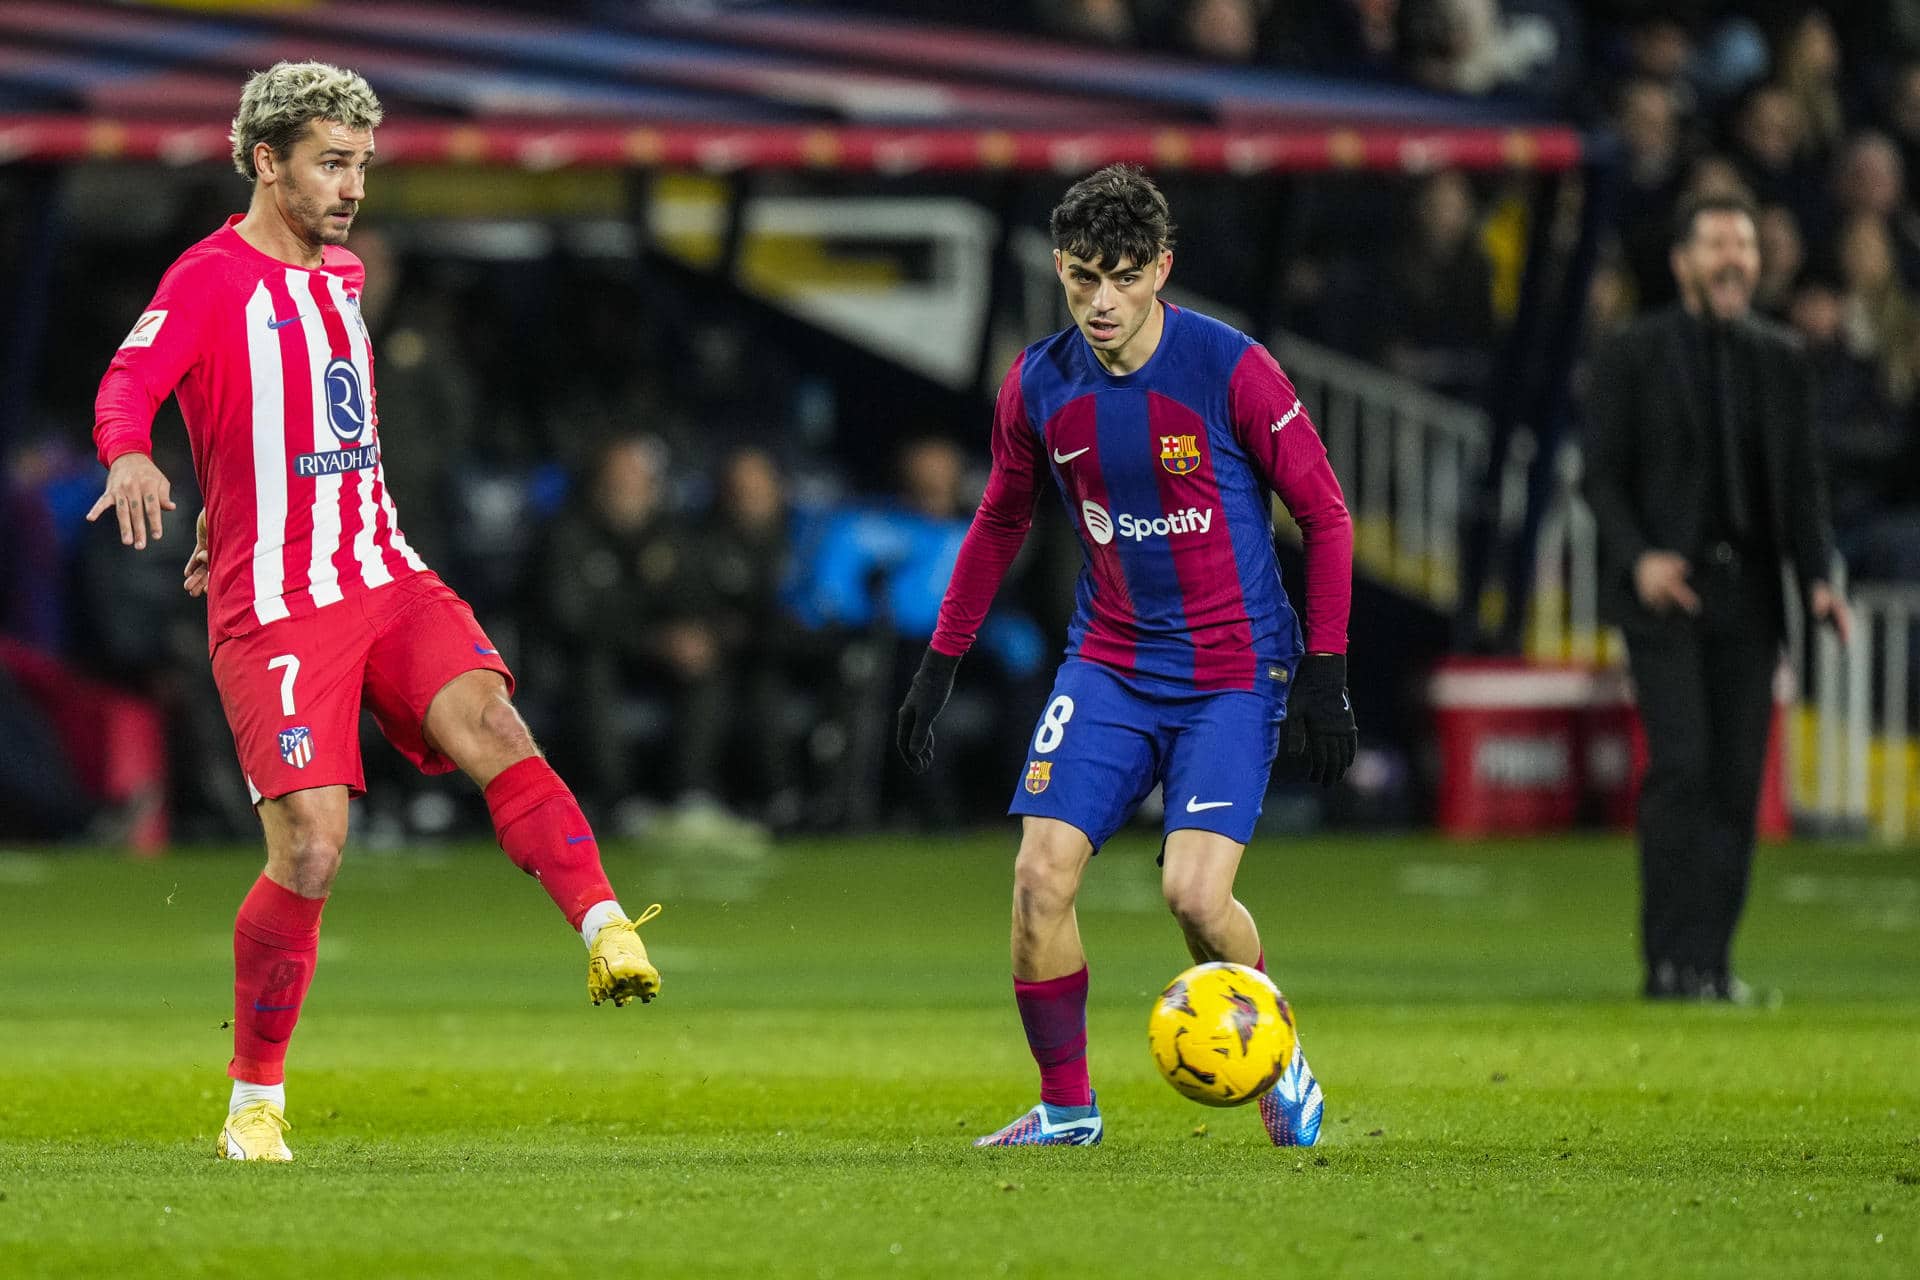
[1159,434,1201,475]
[1024,760,1052,794]
[279,726,314,770]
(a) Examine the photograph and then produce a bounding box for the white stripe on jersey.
[292,270,345,608]
[244,284,291,626]
[322,273,392,590]
[382,489,428,575]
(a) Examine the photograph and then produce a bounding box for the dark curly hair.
[1049,164,1177,269]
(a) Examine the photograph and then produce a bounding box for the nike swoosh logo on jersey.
[1052,446,1091,464]
[1186,797,1233,812]
[267,314,304,330]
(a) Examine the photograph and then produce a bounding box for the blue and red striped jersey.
[932,302,1352,693]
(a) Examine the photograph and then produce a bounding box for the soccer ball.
[1147,962,1296,1107]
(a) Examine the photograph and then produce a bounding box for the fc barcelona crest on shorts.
[1159,433,1201,475]
[279,726,314,769]
[1024,760,1052,794]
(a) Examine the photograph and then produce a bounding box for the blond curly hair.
[230,61,383,182]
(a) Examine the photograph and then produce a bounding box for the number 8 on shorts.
[1033,695,1075,754]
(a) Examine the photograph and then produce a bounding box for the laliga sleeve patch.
[119,310,168,349]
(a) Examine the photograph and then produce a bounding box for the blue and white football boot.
[1258,1046,1323,1147]
[973,1093,1103,1147]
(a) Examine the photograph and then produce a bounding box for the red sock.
[485,756,616,929]
[230,874,326,1086]
[1254,950,1265,973]
[1014,967,1091,1108]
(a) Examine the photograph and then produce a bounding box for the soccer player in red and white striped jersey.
[88,62,665,1162]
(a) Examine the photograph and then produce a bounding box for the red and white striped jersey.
[94,215,426,650]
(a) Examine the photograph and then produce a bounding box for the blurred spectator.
[1397,0,1559,96]
[352,237,480,573]
[1585,243,1640,340]
[1729,84,1824,232]
[789,436,1044,827]
[1885,61,1920,184]
[1177,0,1261,63]
[1790,273,1920,584]
[1616,77,1694,306]
[1753,203,1805,318]
[1830,132,1920,289]
[1838,212,1920,406]
[1036,0,1136,44]
[1,460,64,651]
[681,446,810,828]
[1377,169,1496,400]
[1269,0,1401,76]
[1774,9,1847,158]
[1680,152,1755,204]
[529,435,717,824]
[69,438,255,838]
[0,666,91,840]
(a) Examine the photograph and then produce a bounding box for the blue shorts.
[1006,659,1289,850]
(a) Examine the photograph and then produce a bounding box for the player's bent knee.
[1163,882,1231,935]
[1012,848,1080,923]
[476,694,536,758]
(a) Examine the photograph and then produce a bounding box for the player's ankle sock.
[578,899,629,949]
[230,874,325,1087]
[1254,950,1265,973]
[1014,966,1092,1108]
[484,757,618,931]
[230,1079,286,1113]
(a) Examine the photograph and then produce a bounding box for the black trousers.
[1622,554,1780,979]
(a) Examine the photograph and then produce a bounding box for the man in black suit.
[1584,192,1854,1003]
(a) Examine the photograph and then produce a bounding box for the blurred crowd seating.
[6,3,1920,841]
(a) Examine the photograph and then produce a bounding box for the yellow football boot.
[216,1100,292,1162]
[587,903,663,1007]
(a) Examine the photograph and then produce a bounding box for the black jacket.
[1582,305,1838,629]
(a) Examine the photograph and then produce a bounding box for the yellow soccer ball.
[1147,962,1296,1107]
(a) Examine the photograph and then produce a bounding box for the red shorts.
[211,571,513,802]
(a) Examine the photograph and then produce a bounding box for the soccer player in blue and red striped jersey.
[896,165,1355,1147]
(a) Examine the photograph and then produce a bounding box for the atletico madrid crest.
[1024,760,1052,794]
[1159,433,1201,475]
[279,726,314,770]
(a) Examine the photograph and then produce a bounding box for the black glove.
[895,647,960,774]
[1286,653,1357,788]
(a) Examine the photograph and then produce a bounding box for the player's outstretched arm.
[85,452,175,550]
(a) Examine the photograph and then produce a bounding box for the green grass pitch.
[1,831,1915,1278]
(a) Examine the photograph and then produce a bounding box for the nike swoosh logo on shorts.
[1052,446,1090,464]
[1186,797,1233,812]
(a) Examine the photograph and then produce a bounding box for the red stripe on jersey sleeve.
[1052,395,1139,677]
[1147,394,1254,690]
[1228,344,1353,655]
[930,352,1046,658]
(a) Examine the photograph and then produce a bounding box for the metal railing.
[1790,575,1920,843]
[1532,450,1920,843]
[1269,333,1528,614]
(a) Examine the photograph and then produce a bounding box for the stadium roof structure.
[0,0,1585,174]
